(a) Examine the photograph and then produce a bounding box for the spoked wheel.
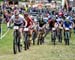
[24,41,29,50]
[24,32,29,50]
[13,30,22,54]
[17,37,22,52]
[37,34,43,45]
[13,38,17,54]
[65,31,70,45]
[51,31,56,45]
[32,32,36,45]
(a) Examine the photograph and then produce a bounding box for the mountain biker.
[24,13,33,45]
[37,14,46,44]
[8,10,27,41]
[66,16,73,37]
[56,16,63,43]
[63,18,71,36]
[63,18,72,29]
[37,14,46,30]
[48,17,56,31]
[24,13,33,28]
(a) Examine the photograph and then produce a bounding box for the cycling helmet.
[14,10,19,16]
[24,13,28,17]
[58,12,63,16]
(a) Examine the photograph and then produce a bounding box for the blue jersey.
[63,21,71,28]
[67,16,73,22]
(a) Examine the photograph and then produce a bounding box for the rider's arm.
[29,16,33,25]
[20,14,27,27]
[24,18,27,27]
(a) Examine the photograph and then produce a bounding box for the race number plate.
[52,28,56,30]
[65,28,69,30]
[13,26,19,30]
[24,28,29,31]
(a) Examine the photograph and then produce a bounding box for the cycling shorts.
[14,23,23,27]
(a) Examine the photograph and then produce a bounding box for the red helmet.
[58,12,63,16]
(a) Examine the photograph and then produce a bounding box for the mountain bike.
[51,28,56,45]
[13,26,22,54]
[37,27,45,45]
[64,28,70,45]
[23,27,30,50]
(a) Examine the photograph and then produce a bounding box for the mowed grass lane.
[0,24,75,60]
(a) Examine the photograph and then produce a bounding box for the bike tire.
[13,38,17,54]
[17,37,21,52]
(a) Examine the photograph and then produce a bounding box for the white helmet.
[14,10,19,16]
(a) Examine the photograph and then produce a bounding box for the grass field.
[0,23,75,60]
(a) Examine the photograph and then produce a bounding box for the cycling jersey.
[48,20,55,28]
[56,17,63,23]
[26,16,33,27]
[38,17,46,27]
[66,16,73,21]
[10,14,24,25]
[63,21,71,28]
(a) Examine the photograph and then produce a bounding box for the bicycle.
[32,29,37,45]
[37,27,45,45]
[64,28,70,45]
[51,28,56,45]
[23,27,30,50]
[57,27,63,43]
[13,26,22,54]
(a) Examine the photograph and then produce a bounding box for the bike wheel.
[17,37,21,52]
[24,32,29,50]
[13,38,17,54]
[32,32,37,45]
[64,31,70,45]
[67,32,70,45]
[52,31,56,45]
[24,32,27,50]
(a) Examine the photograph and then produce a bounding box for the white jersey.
[56,18,63,22]
[10,14,25,24]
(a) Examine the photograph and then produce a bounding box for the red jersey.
[26,16,33,27]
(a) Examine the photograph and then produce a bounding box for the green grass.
[0,23,75,60]
[2,24,7,34]
[0,24,8,37]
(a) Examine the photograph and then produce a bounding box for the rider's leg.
[29,30,32,46]
[19,28,23,43]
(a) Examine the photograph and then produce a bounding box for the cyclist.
[66,16,73,37]
[24,13,33,46]
[8,10,27,42]
[48,17,56,30]
[56,16,63,43]
[38,14,46,31]
[63,18,72,45]
[37,14,46,44]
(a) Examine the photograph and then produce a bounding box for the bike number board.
[13,26,19,30]
[65,28,69,30]
[24,28,29,31]
[52,28,56,31]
